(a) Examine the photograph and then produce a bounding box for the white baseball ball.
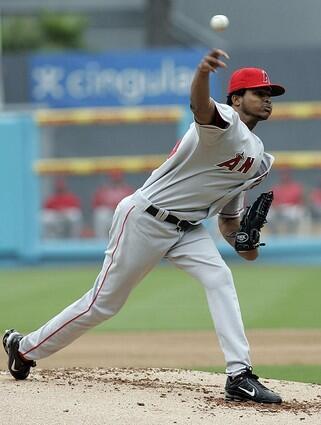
[210,15,229,32]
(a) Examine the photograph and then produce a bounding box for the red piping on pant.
[21,205,136,358]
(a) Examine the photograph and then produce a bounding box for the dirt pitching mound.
[1,367,320,425]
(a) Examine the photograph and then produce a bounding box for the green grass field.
[0,263,320,383]
[1,263,320,331]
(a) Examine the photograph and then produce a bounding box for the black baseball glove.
[235,191,274,252]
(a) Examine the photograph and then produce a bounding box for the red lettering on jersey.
[237,157,255,173]
[217,153,256,174]
[168,140,181,158]
[216,153,243,171]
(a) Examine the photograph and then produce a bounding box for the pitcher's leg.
[203,264,251,375]
[19,200,176,361]
[167,225,251,375]
[19,273,106,360]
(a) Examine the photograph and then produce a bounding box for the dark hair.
[226,89,246,106]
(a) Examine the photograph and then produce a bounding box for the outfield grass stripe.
[0,264,321,332]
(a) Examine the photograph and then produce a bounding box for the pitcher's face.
[239,88,273,121]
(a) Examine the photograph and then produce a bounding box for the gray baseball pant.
[19,190,251,375]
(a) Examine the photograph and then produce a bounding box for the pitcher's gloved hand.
[235,191,274,252]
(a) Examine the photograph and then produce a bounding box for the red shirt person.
[42,177,83,238]
[92,170,133,210]
[44,178,81,211]
[272,170,304,208]
[269,169,306,234]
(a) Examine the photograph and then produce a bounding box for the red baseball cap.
[228,67,285,96]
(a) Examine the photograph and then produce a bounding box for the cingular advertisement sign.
[29,48,218,108]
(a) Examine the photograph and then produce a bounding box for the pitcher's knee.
[86,301,123,325]
[202,263,233,290]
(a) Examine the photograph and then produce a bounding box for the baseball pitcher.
[3,49,285,404]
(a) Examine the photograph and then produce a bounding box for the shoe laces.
[242,369,269,391]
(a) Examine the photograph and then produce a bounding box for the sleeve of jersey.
[218,192,245,218]
[194,100,237,144]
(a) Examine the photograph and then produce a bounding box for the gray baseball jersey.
[141,101,273,221]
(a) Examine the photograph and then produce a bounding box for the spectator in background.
[92,170,134,238]
[42,177,83,239]
[268,168,307,234]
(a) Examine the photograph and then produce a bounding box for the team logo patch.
[235,232,249,243]
[262,70,270,84]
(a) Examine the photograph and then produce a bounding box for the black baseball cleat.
[3,329,36,380]
[225,368,282,404]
